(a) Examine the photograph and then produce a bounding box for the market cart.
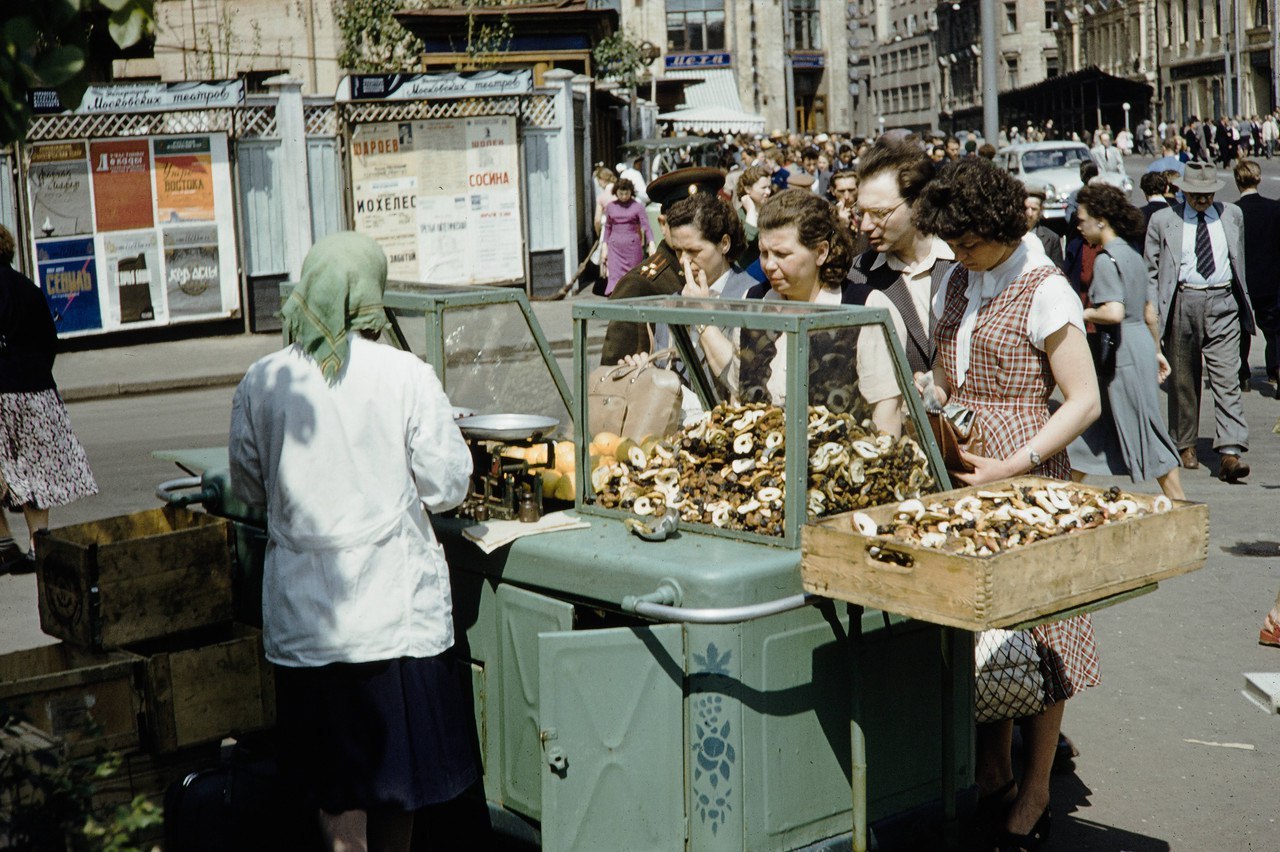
[159,284,977,850]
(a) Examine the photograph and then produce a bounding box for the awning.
[658,68,765,134]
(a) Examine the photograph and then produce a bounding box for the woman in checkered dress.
[914,159,1103,852]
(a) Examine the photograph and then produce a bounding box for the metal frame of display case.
[280,280,576,419]
[572,296,951,549]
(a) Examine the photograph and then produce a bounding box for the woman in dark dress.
[0,225,97,573]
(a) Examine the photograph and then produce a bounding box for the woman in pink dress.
[914,158,1103,852]
[601,178,656,295]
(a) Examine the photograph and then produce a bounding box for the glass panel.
[441,303,571,439]
[667,15,686,52]
[687,19,705,51]
[583,312,937,539]
[706,10,726,49]
[385,307,430,357]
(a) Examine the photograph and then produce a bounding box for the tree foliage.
[0,0,155,145]
[592,31,650,89]
[336,0,427,74]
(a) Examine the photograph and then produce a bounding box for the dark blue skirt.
[274,652,481,814]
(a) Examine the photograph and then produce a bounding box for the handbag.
[1089,323,1121,380]
[927,402,986,474]
[587,348,684,443]
[974,628,1048,723]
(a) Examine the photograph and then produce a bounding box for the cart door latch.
[546,747,568,773]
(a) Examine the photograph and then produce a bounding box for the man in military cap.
[600,167,727,365]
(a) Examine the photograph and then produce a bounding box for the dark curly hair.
[613,177,635,197]
[0,225,14,266]
[1076,183,1145,244]
[666,192,747,262]
[912,157,1028,244]
[757,188,855,290]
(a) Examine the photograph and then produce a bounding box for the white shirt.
[1178,204,1233,287]
[857,238,955,404]
[931,233,1084,388]
[229,337,472,667]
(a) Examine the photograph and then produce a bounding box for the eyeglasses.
[854,198,907,225]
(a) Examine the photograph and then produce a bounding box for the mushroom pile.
[852,483,1174,556]
[591,401,934,536]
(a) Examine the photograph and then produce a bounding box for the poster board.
[347,115,524,286]
[26,134,240,337]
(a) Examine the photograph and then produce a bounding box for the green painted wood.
[539,624,685,851]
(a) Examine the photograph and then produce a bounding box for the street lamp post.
[878,115,886,136]
[1123,101,1131,134]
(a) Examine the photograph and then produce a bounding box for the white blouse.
[229,336,472,667]
[931,233,1084,388]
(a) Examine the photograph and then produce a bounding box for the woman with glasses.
[914,158,1102,852]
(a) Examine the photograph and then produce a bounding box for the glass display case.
[572,296,949,548]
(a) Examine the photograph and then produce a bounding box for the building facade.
[865,0,944,134]
[1152,0,1274,123]
[618,0,852,134]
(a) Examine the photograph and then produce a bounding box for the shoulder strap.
[882,276,933,375]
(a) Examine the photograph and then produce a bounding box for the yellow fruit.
[554,441,576,473]
[592,431,623,457]
[541,470,563,499]
[614,438,638,464]
[553,470,576,501]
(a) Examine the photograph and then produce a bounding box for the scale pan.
[456,414,560,441]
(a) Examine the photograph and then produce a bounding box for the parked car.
[996,141,1133,224]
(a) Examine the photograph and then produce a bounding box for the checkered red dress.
[936,263,1101,704]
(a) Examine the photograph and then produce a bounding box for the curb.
[60,373,248,403]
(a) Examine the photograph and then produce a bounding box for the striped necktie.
[1195,212,1215,279]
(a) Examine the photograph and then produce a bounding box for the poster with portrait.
[89,140,154,232]
[27,143,93,238]
[35,237,101,334]
[348,114,523,286]
[163,225,221,318]
[102,230,164,325]
[153,137,215,222]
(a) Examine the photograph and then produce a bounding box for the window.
[1046,54,1059,77]
[1255,0,1269,26]
[666,0,726,52]
[1213,0,1222,35]
[789,0,822,50]
[1044,0,1057,29]
[1004,0,1017,32]
[1005,55,1019,88]
[1195,0,1204,39]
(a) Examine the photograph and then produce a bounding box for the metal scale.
[455,414,561,523]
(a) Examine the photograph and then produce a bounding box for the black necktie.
[1195,212,1215,279]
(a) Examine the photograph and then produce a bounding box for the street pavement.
[3,153,1280,848]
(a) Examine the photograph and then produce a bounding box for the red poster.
[90,140,154,232]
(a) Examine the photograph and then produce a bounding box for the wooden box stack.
[801,477,1211,630]
[0,505,275,819]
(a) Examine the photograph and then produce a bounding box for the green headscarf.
[282,231,389,381]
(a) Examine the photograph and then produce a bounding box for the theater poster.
[35,237,102,334]
[348,114,524,286]
[25,131,239,336]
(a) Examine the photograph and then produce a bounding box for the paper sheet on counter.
[462,511,591,554]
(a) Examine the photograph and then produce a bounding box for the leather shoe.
[1179,447,1200,469]
[1219,454,1250,482]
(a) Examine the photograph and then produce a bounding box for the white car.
[996,141,1133,223]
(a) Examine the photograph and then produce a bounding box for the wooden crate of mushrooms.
[800,477,1210,630]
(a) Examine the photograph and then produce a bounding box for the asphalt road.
[3,152,1280,848]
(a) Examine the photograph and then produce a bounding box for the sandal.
[1260,614,1280,648]
[996,806,1051,852]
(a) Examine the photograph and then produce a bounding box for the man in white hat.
[1145,161,1255,481]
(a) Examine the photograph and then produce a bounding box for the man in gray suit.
[1145,161,1255,482]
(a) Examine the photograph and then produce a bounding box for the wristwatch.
[1027,447,1042,467]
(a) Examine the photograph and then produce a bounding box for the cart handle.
[622,583,819,624]
[155,476,216,508]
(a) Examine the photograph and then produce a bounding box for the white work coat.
[229,336,472,667]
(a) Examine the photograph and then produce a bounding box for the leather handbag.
[1088,323,1121,380]
[927,402,986,474]
[587,348,684,442]
[974,628,1048,723]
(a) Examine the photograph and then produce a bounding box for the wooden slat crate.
[801,477,1210,630]
[0,644,141,757]
[35,506,234,649]
[130,625,275,754]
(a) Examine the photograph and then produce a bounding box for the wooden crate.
[0,644,141,757]
[36,506,234,649]
[130,625,275,754]
[801,477,1210,630]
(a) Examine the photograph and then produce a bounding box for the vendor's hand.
[741,194,757,219]
[1156,352,1171,384]
[681,257,711,298]
[951,450,1016,486]
[621,352,653,368]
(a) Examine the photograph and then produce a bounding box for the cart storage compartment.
[801,477,1210,630]
[36,506,233,649]
[127,624,275,754]
[0,643,141,757]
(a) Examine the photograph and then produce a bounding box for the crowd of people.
[592,122,1280,850]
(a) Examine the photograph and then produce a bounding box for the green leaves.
[593,31,650,89]
[0,0,155,145]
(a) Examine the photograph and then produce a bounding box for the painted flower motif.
[691,643,737,834]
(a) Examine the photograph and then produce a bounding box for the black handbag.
[1089,323,1120,380]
